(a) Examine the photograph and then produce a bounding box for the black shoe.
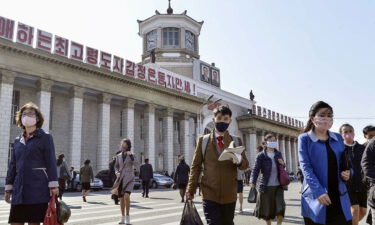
[83,196,86,202]
[114,200,119,205]
[145,195,149,198]
[142,193,145,197]
[181,199,184,203]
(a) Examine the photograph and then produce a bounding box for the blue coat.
[5,128,58,205]
[250,149,283,193]
[298,130,352,224]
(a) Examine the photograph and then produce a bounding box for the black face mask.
[215,122,229,132]
[122,146,130,152]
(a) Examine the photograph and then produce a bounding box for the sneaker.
[118,216,125,224]
[125,215,130,224]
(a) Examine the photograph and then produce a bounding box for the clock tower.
[138,1,203,79]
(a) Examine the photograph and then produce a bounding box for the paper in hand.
[218,141,245,164]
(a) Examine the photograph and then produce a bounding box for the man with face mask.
[186,105,249,225]
[339,124,367,225]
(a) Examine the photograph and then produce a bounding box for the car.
[73,174,104,191]
[134,176,141,190]
[95,170,112,188]
[150,173,174,189]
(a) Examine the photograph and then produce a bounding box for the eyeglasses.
[22,112,36,117]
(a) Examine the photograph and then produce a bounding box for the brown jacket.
[187,130,249,204]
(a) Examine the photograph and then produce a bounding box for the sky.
[2,0,374,143]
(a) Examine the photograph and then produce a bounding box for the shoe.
[145,195,149,198]
[125,215,130,224]
[239,208,243,213]
[118,216,125,224]
[114,200,119,205]
[181,199,184,203]
[142,192,145,197]
[83,196,86,202]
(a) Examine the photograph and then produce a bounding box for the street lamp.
[197,95,214,137]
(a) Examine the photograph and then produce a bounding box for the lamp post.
[197,95,214,137]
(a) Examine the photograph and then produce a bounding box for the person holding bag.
[251,133,286,225]
[56,154,71,200]
[298,101,352,225]
[112,138,136,225]
[4,102,59,225]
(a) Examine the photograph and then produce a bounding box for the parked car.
[150,173,174,189]
[134,176,141,190]
[95,170,112,188]
[73,174,104,191]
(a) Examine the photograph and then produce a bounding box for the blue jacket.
[250,149,283,193]
[298,130,352,224]
[5,128,58,205]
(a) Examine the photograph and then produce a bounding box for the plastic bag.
[180,200,204,225]
[56,199,71,223]
[247,187,257,203]
[44,197,62,225]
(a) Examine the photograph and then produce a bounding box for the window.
[159,119,163,143]
[120,110,123,137]
[11,90,20,125]
[163,27,180,48]
[146,30,157,52]
[174,121,180,144]
[185,30,196,52]
[49,96,53,130]
[140,114,144,140]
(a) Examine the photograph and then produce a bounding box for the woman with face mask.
[298,101,352,225]
[4,102,59,225]
[113,139,136,225]
[251,133,286,225]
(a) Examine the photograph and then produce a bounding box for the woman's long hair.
[57,154,65,166]
[303,101,333,133]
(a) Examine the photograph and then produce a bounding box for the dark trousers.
[203,200,236,225]
[304,214,351,225]
[142,180,150,196]
[58,178,66,199]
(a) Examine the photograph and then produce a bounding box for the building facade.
[0,5,303,187]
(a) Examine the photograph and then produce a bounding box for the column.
[181,27,186,49]
[0,70,15,187]
[286,137,293,172]
[36,78,53,132]
[122,99,136,145]
[188,117,195,165]
[163,108,174,174]
[145,104,156,168]
[69,86,84,169]
[290,138,296,173]
[293,139,299,172]
[247,128,257,168]
[278,135,286,160]
[97,93,111,171]
[182,113,191,165]
[157,28,162,48]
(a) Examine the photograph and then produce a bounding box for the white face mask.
[267,141,278,149]
[22,116,37,127]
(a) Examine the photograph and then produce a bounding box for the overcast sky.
[2,0,374,143]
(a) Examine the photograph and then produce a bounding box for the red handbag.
[278,164,290,186]
[44,197,62,225]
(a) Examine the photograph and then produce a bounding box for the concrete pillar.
[0,70,15,187]
[181,27,186,49]
[97,93,111,171]
[278,135,286,161]
[293,139,299,172]
[163,108,174,174]
[247,128,257,168]
[286,137,293,172]
[145,103,156,169]
[123,99,136,145]
[188,117,195,165]
[182,113,192,165]
[36,78,53,132]
[69,86,84,169]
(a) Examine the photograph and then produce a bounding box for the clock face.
[146,30,157,51]
[185,31,195,51]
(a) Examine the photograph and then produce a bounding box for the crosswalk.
[0,189,253,225]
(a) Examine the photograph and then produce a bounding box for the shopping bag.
[44,197,62,225]
[247,187,257,203]
[278,164,290,186]
[180,200,204,225]
[56,199,71,223]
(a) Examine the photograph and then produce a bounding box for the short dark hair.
[265,133,276,141]
[213,105,232,118]
[84,159,91,165]
[145,158,149,163]
[121,138,132,150]
[71,167,74,170]
[363,125,375,135]
[339,123,354,134]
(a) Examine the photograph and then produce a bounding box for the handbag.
[247,187,257,203]
[278,164,290,186]
[180,200,204,225]
[44,197,62,225]
[56,198,71,223]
